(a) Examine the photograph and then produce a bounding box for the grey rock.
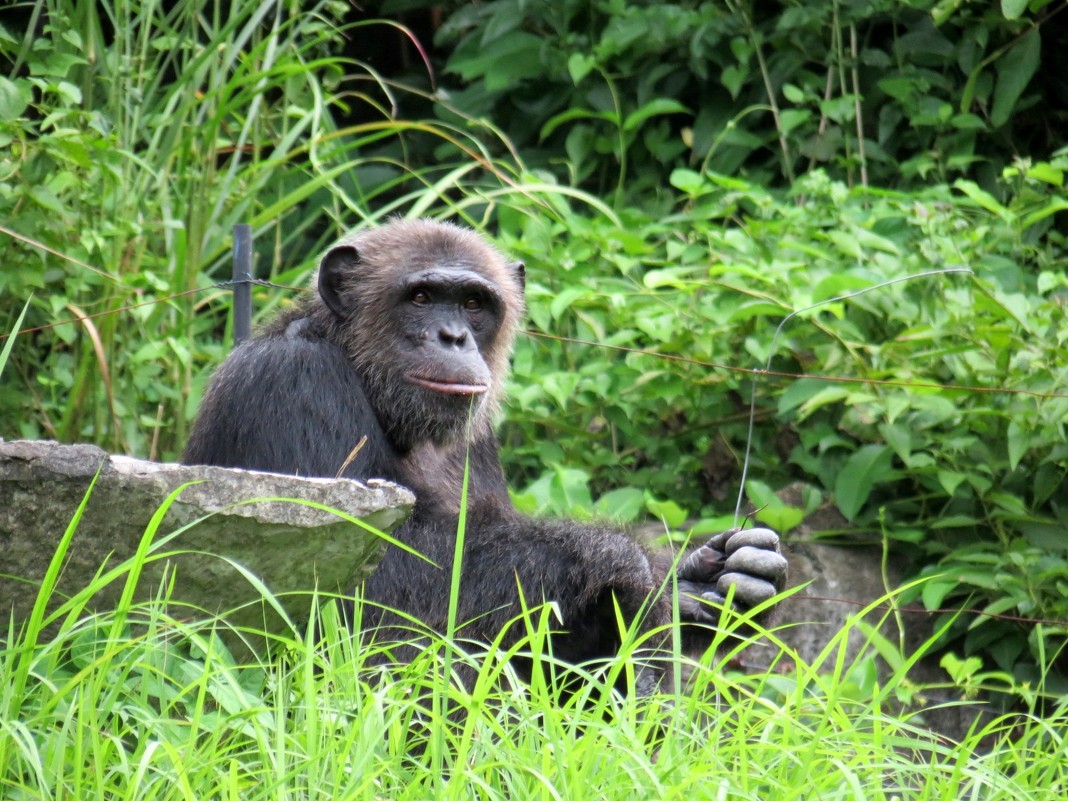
[0,440,414,650]
[641,482,986,742]
[744,483,989,742]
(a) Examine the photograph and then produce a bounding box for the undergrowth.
[1,500,1065,801]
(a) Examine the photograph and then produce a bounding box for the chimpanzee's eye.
[463,296,482,311]
[411,290,430,306]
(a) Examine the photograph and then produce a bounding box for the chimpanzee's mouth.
[408,376,489,396]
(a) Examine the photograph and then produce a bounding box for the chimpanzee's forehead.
[399,268,504,298]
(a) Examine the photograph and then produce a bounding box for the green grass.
[2,0,550,459]
[2,512,1065,801]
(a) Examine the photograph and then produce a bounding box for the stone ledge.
[0,439,414,642]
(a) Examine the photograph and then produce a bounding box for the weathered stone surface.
[751,484,916,669]
[745,484,984,742]
[643,483,983,742]
[0,440,414,643]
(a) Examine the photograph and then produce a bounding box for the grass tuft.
[2,517,1065,800]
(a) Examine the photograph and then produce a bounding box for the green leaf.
[594,487,646,522]
[647,498,688,529]
[796,385,853,420]
[782,83,804,103]
[922,577,958,610]
[812,273,874,301]
[669,167,705,195]
[1000,0,1029,20]
[937,470,966,496]
[890,529,926,543]
[643,267,701,289]
[991,29,1040,128]
[971,595,1021,629]
[879,423,913,463]
[540,107,615,140]
[447,31,545,90]
[931,0,966,26]
[1021,197,1068,229]
[953,179,1010,217]
[743,480,806,533]
[622,99,689,132]
[778,108,811,135]
[834,444,893,521]
[1007,420,1029,471]
[877,77,914,102]
[549,287,586,320]
[0,76,27,121]
[726,300,788,323]
[778,378,828,415]
[29,185,67,214]
[551,465,593,513]
[56,80,82,105]
[1023,161,1064,186]
[756,504,805,533]
[567,53,596,85]
[930,515,982,529]
[635,312,677,342]
[541,372,581,410]
[744,479,778,509]
[721,65,746,99]
[950,112,987,130]
[940,652,983,682]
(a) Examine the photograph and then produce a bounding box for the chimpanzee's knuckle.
[717,573,778,606]
[724,527,780,555]
[724,545,788,580]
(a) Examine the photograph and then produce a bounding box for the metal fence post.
[232,224,253,346]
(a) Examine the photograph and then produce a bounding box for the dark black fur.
[183,219,787,688]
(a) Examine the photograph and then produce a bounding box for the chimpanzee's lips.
[409,376,489,396]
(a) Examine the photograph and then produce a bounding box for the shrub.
[423,0,1063,196]
[496,163,1068,687]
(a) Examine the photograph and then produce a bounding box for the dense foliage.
[411,0,1067,198]
[2,531,1066,800]
[0,514,1063,801]
[496,167,1068,689]
[2,0,1066,715]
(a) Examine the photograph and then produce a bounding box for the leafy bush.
[0,0,362,455]
[495,162,1068,686]
[0,0,521,459]
[421,0,1063,196]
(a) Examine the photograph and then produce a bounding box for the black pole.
[232,224,252,347]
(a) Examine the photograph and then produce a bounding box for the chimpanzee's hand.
[674,527,787,624]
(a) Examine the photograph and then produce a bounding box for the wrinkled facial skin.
[316,227,520,452]
[393,268,504,397]
[373,267,504,444]
[324,267,505,448]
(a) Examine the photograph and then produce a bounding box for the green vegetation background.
[1,2,1067,796]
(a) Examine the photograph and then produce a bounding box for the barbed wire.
[794,595,1068,628]
[3,234,1066,632]
[4,280,1067,400]
[213,277,306,292]
[525,330,1068,400]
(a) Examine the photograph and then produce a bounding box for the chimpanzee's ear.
[510,261,525,296]
[318,245,359,319]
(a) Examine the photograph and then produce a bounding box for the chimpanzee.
[183,218,787,688]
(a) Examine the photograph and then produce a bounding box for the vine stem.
[732,267,974,525]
